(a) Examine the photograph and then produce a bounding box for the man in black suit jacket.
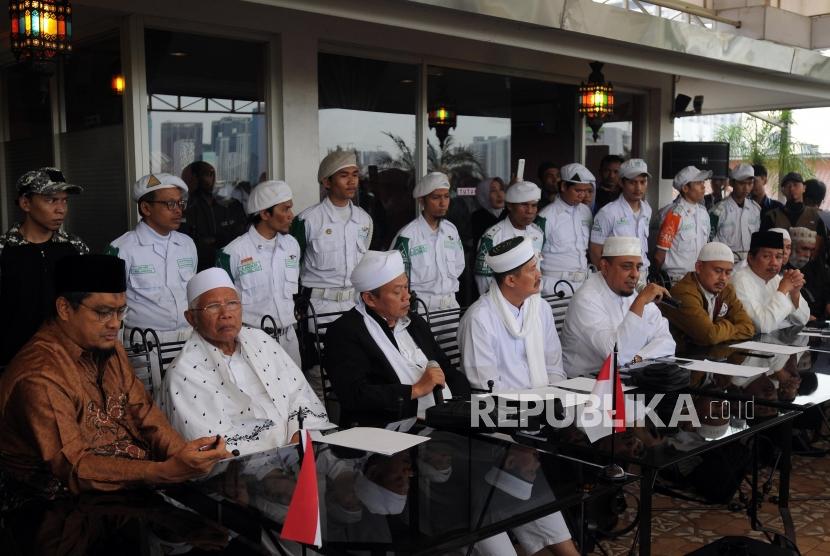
[324,250,470,427]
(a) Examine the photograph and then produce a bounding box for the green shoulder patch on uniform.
[475,236,494,276]
[709,213,719,241]
[103,244,119,257]
[534,215,547,248]
[216,251,234,282]
[393,235,411,278]
[289,217,307,262]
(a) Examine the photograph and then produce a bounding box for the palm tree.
[376,132,485,185]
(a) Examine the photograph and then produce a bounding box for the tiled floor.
[594,445,830,555]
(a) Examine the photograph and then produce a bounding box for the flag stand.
[601,343,626,482]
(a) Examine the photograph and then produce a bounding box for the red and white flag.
[280,430,322,548]
[579,354,627,443]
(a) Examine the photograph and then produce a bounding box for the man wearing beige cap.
[785,226,830,320]
[562,236,675,377]
[160,268,330,456]
[653,166,712,284]
[538,163,594,293]
[474,180,544,295]
[390,172,464,312]
[661,242,755,348]
[106,173,196,344]
[324,250,469,426]
[709,163,761,261]
[217,180,302,366]
[590,158,652,280]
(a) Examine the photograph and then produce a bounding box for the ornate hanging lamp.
[9,0,73,62]
[428,101,456,150]
[578,61,614,142]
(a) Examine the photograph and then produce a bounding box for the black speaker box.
[662,141,730,179]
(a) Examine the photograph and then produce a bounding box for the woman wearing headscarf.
[471,177,506,248]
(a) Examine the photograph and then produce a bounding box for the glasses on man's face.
[192,300,243,316]
[80,302,129,322]
[150,200,187,211]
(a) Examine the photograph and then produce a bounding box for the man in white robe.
[458,236,577,556]
[732,230,810,333]
[160,268,331,456]
[561,236,676,377]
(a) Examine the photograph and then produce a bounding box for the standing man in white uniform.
[217,180,302,367]
[653,166,712,285]
[106,173,196,345]
[562,237,676,377]
[458,236,577,556]
[590,159,652,283]
[709,163,761,261]
[390,172,464,312]
[474,181,544,295]
[538,163,594,294]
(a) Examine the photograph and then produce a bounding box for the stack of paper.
[680,359,768,378]
[730,341,809,355]
[318,427,430,456]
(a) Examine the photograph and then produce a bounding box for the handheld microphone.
[427,360,444,404]
[635,283,682,309]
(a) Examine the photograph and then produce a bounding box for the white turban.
[485,237,535,273]
[602,236,641,258]
[413,172,450,198]
[187,268,237,305]
[505,181,541,204]
[351,250,406,292]
[769,227,791,243]
[318,151,358,183]
[246,180,293,215]
[697,242,734,263]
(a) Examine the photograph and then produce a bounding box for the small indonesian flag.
[591,354,626,434]
[280,430,322,548]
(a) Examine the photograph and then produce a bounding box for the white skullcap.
[413,172,450,198]
[485,236,535,273]
[602,236,641,258]
[351,250,406,292]
[769,227,791,243]
[673,165,712,191]
[133,173,188,202]
[246,180,293,215]
[620,159,650,180]
[187,268,237,305]
[560,163,596,185]
[697,423,729,440]
[730,163,754,181]
[318,150,358,183]
[505,181,541,204]
[789,226,817,244]
[697,242,734,262]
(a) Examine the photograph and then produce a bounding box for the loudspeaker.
[662,141,729,179]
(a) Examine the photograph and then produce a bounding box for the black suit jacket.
[324,308,470,427]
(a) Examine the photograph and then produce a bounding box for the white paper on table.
[680,359,768,378]
[798,332,830,338]
[577,396,650,444]
[551,376,636,394]
[316,427,430,456]
[487,387,590,408]
[730,341,810,355]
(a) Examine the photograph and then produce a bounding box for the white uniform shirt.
[731,265,810,333]
[655,197,711,277]
[710,196,761,258]
[390,215,464,305]
[474,218,544,295]
[561,273,676,377]
[458,293,565,391]
[291,197,373,289]
[218,226,300,329]
[538,197,592,275]
[591,195,652,274]
[106,221,196,332]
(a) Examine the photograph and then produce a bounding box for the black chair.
[542,279,575,335]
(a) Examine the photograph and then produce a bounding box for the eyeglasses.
[80,302,129,322]
[149,200,187,211]
[191,300,243,315]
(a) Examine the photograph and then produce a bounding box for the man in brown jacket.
[662,242,755,348]
[0,255,229,498]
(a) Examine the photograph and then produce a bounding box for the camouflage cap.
[16,167,83,196]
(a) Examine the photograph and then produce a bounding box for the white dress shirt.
[538,197,592,276]
[731,265,810,333]
[710,196,761,259]
[591,195,652,274]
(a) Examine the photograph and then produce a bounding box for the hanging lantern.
[111,74,125,95]
[578,61,614,142]
[9,0,73,62]
[428,102,456,150]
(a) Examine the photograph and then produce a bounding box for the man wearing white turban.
[324,250,470,426]
[562,237,675,377]
[474,180,544,295]
[160,268,331,456]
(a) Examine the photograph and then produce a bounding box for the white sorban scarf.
[355,300,451,416]
[487,285,547,388]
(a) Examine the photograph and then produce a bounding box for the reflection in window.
[145,30,266,197]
